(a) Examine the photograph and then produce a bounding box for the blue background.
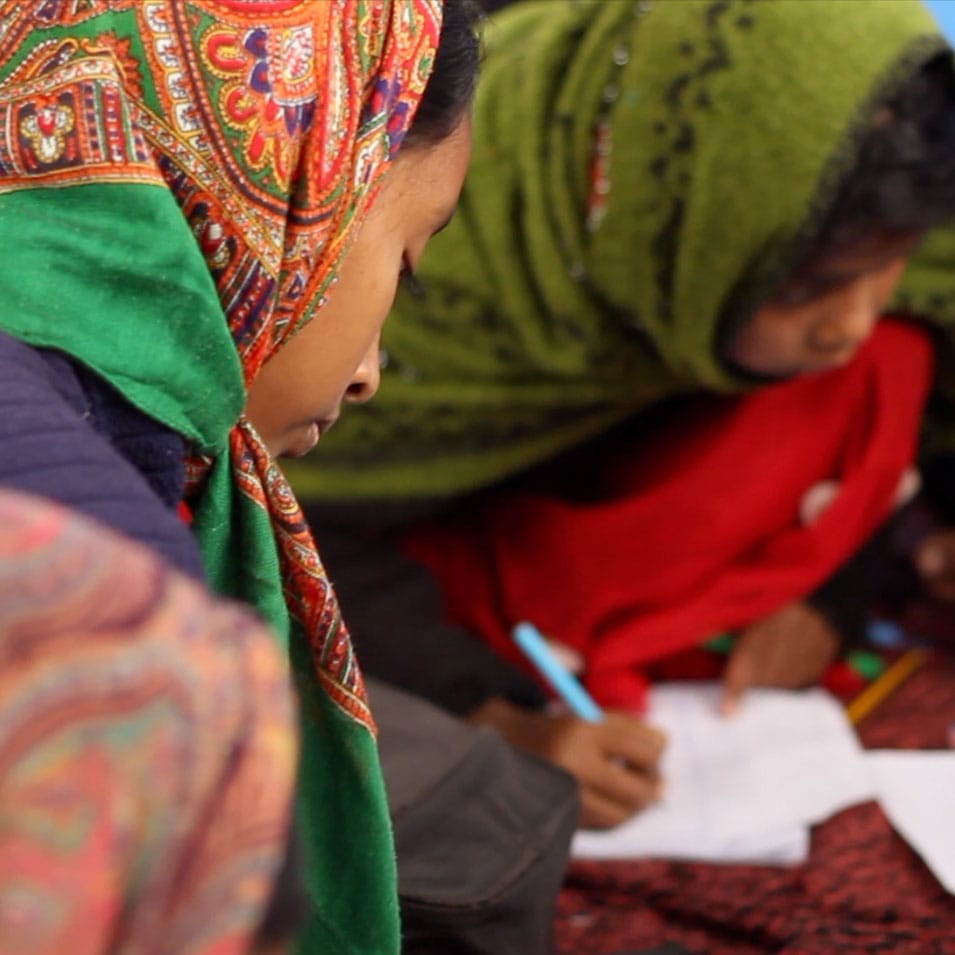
[926,0,955,43]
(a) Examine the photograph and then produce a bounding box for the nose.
[810,277,880,356]
[345,335,382,404]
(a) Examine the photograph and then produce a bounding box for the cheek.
[326,265,398,379]
[877,261,909,304]
[367,272,401,331]
[727,309,803,370]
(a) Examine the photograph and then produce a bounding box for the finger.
[916,538,955,601]
[721,644,756,715]
[929,576,955,602]
[916,535,955,592]
[579,785,646,830]
[588,755,663,813]
[598,712,667,768]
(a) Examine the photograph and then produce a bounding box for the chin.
[277,422,321,459]
[728,341,860,379]
[800,352,859,376]
[724,350,801,382]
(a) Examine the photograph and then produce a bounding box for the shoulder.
[0,329,87,412]
[0,330,204,580]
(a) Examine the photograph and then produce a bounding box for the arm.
[912,452,955,601]
[890,231,955,600]
[0,331,204,579]
[309,504,547,715]
[311,504,667,828]
[721,529,895,712]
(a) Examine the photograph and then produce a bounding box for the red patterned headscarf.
[203,0,443,732]
[0,4,445,948]
[0,0,443,732]
[190,0,441,378]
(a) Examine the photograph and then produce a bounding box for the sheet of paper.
[573,683,874,864]
[867,751,955,894]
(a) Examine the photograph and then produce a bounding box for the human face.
[723,234,920,378]
[245,119,472,458]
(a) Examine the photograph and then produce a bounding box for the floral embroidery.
[19,95,74,164]
[205,22,317,189]
[365,73,411,157]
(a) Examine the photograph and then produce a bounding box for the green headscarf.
[293,0,955,502]
[0,4,442,952]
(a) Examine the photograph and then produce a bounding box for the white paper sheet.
[573,683,875,864]
[867,751,955,894]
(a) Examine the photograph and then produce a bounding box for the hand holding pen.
[470,622,667,830]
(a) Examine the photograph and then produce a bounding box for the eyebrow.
[792,241,915,291]
[811,255,901,287]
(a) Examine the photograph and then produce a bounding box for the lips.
[283,422,320,459]
[315,414,339,438]
[281,415,340,459]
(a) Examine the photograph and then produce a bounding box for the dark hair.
[477,0,517,13]
[789,53,955,280]
[404,0,483,148]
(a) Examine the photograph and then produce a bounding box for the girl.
[297,0,955,829]
[0,1,478,950]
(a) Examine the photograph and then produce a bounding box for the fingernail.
[721,698,740,716]
[654,781,667,801]
[918,544,945,577]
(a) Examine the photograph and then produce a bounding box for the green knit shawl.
[293,0,955,501]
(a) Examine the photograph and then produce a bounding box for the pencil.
[846,647,929,725]
[511,621,605,723]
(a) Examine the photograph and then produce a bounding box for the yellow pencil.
[846,648,929,726]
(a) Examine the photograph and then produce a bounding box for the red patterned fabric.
[556,652,955,955]
[0,489,296,955]
[0,0,441,734]
[0,5,443,946]
[0,0,439,368]
[201,0,441,732]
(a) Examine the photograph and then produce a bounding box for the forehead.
[801,231,921,278]
[398,120,471,186]
[385,120,471,221]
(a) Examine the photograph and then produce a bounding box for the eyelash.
[400,256,426,298]
[773,277,845,309]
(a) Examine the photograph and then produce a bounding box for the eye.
[399,255,426,298]
[771,285,816,309]
[772,276,845,309]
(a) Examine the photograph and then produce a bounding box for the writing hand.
[721,601,839,715]
[468,697,666,829]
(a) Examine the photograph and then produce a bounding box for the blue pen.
[512,621,604,723]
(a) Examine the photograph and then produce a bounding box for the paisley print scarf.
[0,2,441,950]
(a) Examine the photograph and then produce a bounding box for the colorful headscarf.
[0,488,296,955]
[292,0,955,501]
[0,3,441,951]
